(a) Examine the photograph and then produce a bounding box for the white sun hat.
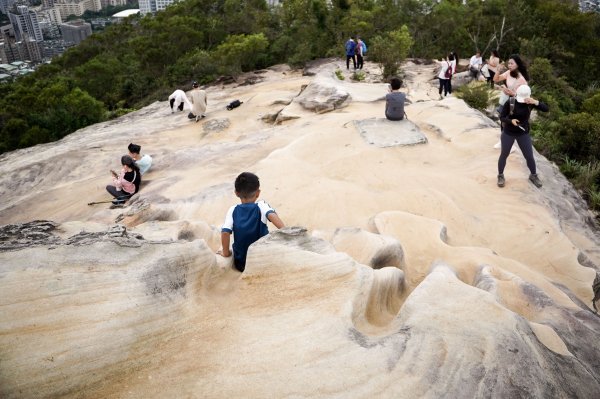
[516,85,531,103]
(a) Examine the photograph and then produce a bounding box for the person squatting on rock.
[218,172,285,272]
[355,36,364,70]
[385,77,406,121]
[438,55,452,99]
[127,143,152,175]
[345,36,357,70]
[106,155,141,202]
[168,89,191,113]
[188,81,207,122]
[497,85,548,189]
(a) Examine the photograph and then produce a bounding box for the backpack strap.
[509,96,516,116]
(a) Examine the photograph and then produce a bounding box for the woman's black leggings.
[106,185,133,199]
[438,78,450,96]
[498,132,536,175]
[487,70,496,88]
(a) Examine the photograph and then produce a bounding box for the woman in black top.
[106,155,141,202]
[497,85,548,188]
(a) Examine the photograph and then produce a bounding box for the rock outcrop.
[0,60,599,398]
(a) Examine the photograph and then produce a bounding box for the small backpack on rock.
[226,100,243,110]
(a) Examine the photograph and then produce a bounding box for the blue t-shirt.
[221,200,275,272]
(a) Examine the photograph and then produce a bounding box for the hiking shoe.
[497,174,505,187]
[529,174,543,188]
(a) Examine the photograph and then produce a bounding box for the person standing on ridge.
[356,36,364,70]
[497,85,548,189]
[345,36,357,70]
[189,81,207,122]
[437,55,452,99]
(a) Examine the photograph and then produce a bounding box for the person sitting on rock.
[217,172,285,272]
[106,155,141,204]
[127,143,152,175]
[385,77,406,121]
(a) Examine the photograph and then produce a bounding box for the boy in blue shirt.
[218,172,285,272]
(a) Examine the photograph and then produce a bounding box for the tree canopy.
[1,0,599,161]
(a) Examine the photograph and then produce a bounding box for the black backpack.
[226,100,243,110]
[500,97,517,130]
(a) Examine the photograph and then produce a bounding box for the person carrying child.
[217,172,285,272]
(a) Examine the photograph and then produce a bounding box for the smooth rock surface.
[1,59,599,399]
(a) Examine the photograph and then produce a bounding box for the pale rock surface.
[1,59,600,398]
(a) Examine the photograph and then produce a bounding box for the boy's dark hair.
[235,172,260,198]
[128,143,141,154]
[390,77,402,90]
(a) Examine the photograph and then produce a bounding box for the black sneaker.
[112,197,128,205]
[529,174,542,188]
[497,174,505,187]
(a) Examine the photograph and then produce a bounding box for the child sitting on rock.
[217,172,285,272]
[385,77,406,121]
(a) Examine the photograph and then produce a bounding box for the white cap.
[516,85,531,103]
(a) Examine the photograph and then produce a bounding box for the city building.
[53,0,102,20]
[59,18,91,45]
[16,37,43,62]
[579,0,600,12]
[101,0,127,7]
[0,0,16,14]
[138,0,177,15]
[8,5,44,42]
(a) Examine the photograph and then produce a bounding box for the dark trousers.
[356,54,364,69]
[487,70,496,88]
[169,98,184,111]
[498,132,536,175]
[438,78,450,96]
[106,185,132,199]
[346,55,356,70]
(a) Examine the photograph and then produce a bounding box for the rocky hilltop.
[1,60,599,398]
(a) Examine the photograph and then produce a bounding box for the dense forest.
[1,0,600,210]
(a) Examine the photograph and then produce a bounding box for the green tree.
[369,26,413,77]
[212,33,269,75]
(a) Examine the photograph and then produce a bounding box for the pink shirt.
[498,71,527,92]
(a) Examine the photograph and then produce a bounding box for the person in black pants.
[497,85,549,188]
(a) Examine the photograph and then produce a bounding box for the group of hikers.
[345,36,367,71]
[106,143,152,205]
[102,47,546,273]
[435,50,547,188]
